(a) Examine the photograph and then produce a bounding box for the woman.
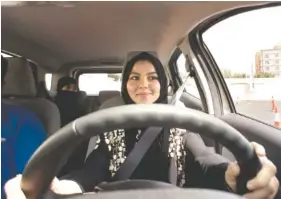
[54,76,88,176]
[4,52,279,199]
[54,76,85,127]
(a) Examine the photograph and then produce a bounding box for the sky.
[202,6,281,74]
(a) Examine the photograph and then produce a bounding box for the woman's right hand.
[4,174,82,199]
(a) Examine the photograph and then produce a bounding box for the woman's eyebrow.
[130,72,157,75]
[147,72,157,75]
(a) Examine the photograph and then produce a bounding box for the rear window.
[78,73,121,95]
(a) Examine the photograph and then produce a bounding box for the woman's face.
[127,60,161,104]
[61,84,78,92]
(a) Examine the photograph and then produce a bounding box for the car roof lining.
[1,1,265,72]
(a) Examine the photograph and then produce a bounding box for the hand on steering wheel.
[225,142,279,199]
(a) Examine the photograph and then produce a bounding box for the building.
[256,43,281,76]
[255,51,261,74]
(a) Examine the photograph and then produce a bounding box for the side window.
[78,73,121,95]
[45,73,52,91]
[1,52,13,58]
[202,6,281,127]
[176,53,200,99]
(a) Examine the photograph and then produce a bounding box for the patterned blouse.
[93,128,187,187]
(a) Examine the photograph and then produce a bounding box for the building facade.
[256,45,281,76]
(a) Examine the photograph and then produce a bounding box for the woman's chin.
[135,99,155,104]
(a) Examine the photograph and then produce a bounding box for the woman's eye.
[130,76,139,80]
[149,76,158,80]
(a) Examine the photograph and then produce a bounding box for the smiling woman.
[1,2,280,199]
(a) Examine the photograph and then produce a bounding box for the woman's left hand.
[225,142,279,199]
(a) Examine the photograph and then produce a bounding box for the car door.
[168,2,281,183]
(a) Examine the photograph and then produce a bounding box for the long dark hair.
[121,52,168,104]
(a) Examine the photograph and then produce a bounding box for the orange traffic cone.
[272,96,276,111]
[274,106,281,128]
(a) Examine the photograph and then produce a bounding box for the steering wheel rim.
[20,104,260,199]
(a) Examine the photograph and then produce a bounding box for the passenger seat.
[84,90,121,113]
[98,90,121,107]
[37,80,53,101]
[2,57,61,136]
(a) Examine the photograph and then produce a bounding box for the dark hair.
[1,56,8,81]
[121,52,168,104]
[57,76,77,91]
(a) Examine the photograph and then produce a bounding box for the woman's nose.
[139,77,149,88]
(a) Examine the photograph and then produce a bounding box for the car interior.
[1,1,281,199]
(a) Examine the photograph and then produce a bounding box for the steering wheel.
[20,104,261,199]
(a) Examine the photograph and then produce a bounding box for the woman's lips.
[136,93,152,96]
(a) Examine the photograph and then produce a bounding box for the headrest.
[98,90,120,104]
[2,57,37,97]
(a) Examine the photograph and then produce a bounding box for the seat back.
[2,57,60,136]
[98,90,121,109]
[37,81,53,101]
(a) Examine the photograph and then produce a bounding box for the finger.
[228,162,240,179]
[50,177,60,191]
[251,142,266,156]
[225,162,240,191]
[247,157,277,190]
[4,175,26,199]
[244,177,279,199]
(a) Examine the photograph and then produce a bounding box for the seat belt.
[162,71,190,154]
[111,126,164,181]
[85,136,98,161]
[169,71,190,105]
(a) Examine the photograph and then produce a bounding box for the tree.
[222,69,246,78]
[222,69,232,78]
[254,72,275,78]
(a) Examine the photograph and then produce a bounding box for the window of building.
[78,73,121,95]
